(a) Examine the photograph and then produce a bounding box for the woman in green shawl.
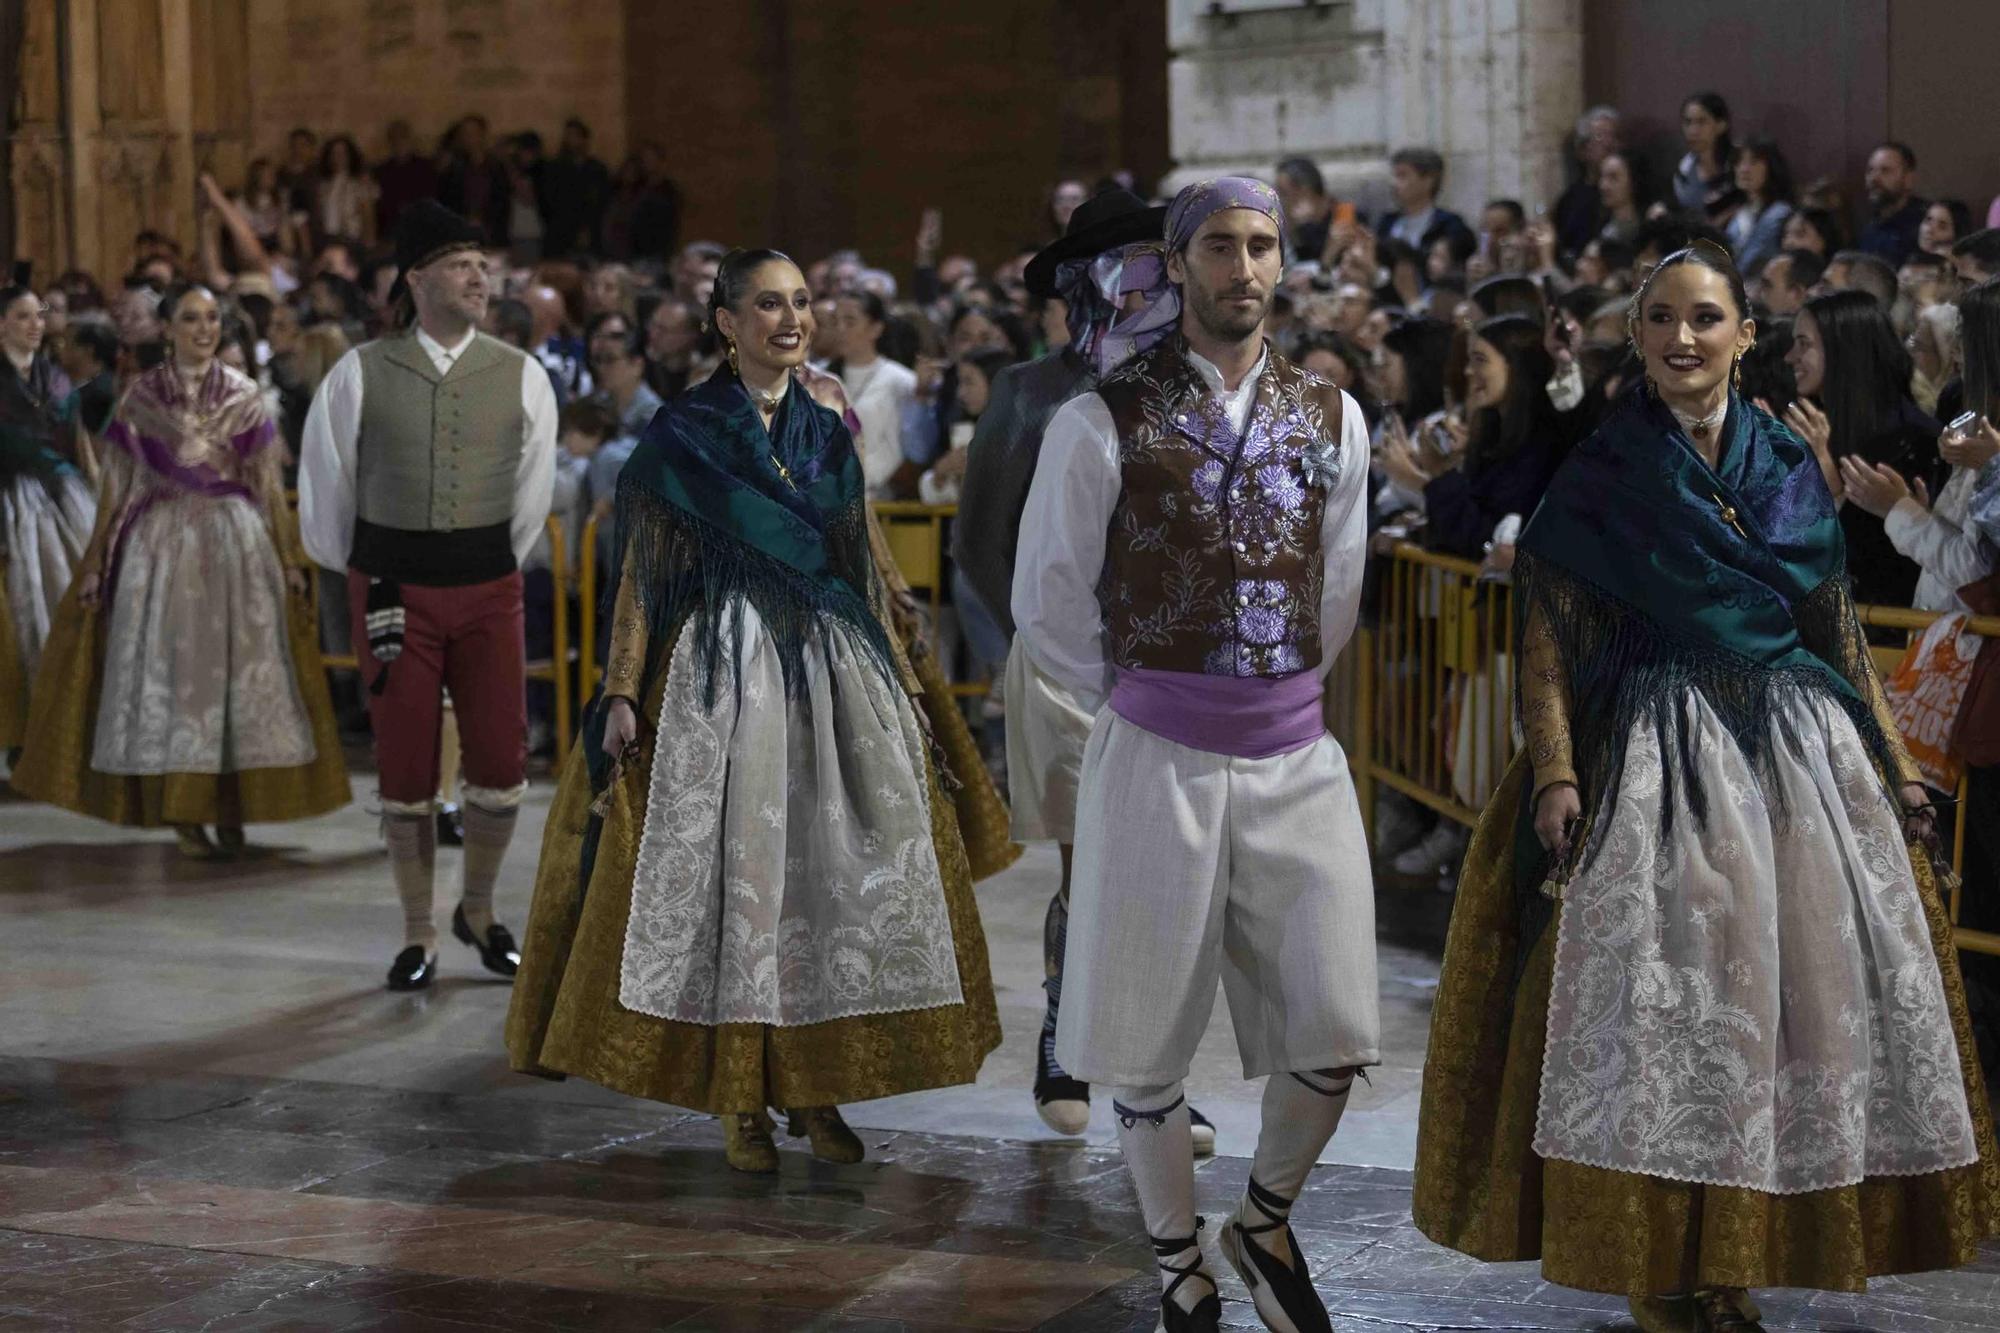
[505,249,999,1174]
[1413,244,2000,1330]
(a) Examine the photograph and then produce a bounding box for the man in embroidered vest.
[959,187,1225,1152]
[1014,178,1378,1333]
[300,200,558,991]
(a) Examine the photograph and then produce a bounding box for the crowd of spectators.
[17,98,2000,894]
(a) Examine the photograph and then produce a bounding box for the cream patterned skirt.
[617,599,962,1028]
[91,491,314,776]
[1538,688,1977,1195]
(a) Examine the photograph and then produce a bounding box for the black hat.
[389,199,485,301]
[1024,188,1169,298]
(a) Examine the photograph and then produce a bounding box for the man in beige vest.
[300,200,557,991]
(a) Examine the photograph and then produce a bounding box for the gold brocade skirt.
[1412,752,2000,1295]
[7,582,350,826]
[0,557,24,751]
[504,664,1003,1115]
[906,633,1020,884]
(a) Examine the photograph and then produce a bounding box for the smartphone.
[1949,410,1982,439]
[1333,200,1357,227]
[1541,277,1571,347]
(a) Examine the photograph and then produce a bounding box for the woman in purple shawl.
[13,284,347,856]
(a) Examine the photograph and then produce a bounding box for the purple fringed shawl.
[100,361,278,585]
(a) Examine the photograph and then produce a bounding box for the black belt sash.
[351,518,515,587]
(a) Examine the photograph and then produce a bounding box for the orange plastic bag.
[1882,612,1977,792]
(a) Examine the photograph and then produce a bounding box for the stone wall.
[1168,0,1583,225]
[241,0,626,173]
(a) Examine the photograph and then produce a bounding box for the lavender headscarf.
[1057,242,1180,378]
[1164,176,1284,255]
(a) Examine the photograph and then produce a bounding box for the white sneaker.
[1189,1106,1216,1157]
[1391,821,1468,877]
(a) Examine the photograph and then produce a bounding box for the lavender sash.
[1109,664,1325,758]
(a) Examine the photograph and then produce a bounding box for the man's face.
[411,251,489,327]
[1823,258,1854,294]
[1391,162,1435,212]
[1757,256,1806,316]
[1866,148,1913,210]
[1169,208,1282,344]
[648,300,697,363]
[115,289,161,346]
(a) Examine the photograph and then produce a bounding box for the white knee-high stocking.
[1112,1081,1213,1312]
[1247,1068,1354,1234]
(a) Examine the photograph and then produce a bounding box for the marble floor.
[3,769,1998,1330]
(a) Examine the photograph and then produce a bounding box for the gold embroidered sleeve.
[1521,598,1578,798]
[75,446,132,586]
[251,445,307,569]
[1795,578,1923,790]
[603,563,649,703]
[863,505,924,697]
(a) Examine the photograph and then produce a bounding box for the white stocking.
[1112,1081,1210,1311]
[1244,1068,1353,1255]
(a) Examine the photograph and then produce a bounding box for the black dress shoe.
[452,904,520,978]
[387,945,437,991]
[436,804,465,847]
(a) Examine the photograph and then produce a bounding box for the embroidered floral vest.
[1097,338,1344,677]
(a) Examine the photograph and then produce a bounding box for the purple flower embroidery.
[1191,459,1226,505]
[1258,464,1306,512]
[1269,643,1305,674]
[1239,606,1287,645]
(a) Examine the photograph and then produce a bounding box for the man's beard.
[1190,283,1271,342]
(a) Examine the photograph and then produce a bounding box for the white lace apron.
[618,599,962,1027]
[1535,688,1976,1194]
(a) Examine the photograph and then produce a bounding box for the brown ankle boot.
[723,1110,778,1174]
[1696,1287,1763,1330]
[786,1105,864,1163]
[1628,1294,1700,1333]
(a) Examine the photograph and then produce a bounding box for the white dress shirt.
[299,324,559,571]
[840,356,918,497]
[1012,346,1372,711]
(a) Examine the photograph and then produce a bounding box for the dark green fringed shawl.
[574,370,895,895]
[0,356,73,492]
[1515,386,1899,857]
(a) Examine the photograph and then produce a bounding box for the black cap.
[389,199,485,302]
[1024,188,1170,298]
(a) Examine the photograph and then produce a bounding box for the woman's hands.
[1534,782,1582,856]
[1377,420,1433,494]
[1901,783,1937,844]
[1785,399,1840,499]
[1942,417,2000,472]
[602,696,639,760]
[1837,455,1924,518]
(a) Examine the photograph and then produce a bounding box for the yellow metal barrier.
[315,514,574,771]
[1345,542,2000,958]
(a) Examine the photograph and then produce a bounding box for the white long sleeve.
[511,353,560,564]
[298,348,363,570]
[1884,464,1997,613]
[1012,392,1123,709]
[295,342,560,572]
[1315,389,1374,670]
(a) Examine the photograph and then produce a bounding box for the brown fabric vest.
[1097,337,1344,677]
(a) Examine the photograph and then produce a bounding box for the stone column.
[1167,0,1582,222]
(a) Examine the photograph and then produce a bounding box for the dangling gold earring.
[726,338,739,374]
[1732,356,1743,393]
